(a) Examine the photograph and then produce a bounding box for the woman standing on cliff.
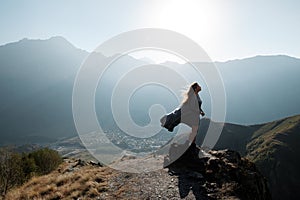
[160,82,205,145]
[180,82,205,145]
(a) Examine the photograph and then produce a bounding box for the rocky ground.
[5,144,271,200]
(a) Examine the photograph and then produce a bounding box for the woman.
[180,82,205,145]
[161,82,205,166]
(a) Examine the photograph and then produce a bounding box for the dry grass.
[5,159,116,200]
[246,115,300,162]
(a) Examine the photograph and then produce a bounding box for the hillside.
[199,118,262,155]
[216,55,300,124]
[4,115,296,199]
[5,147,271,200]
[0,37,87,144]
[246,115,300,200]
[209,114,300,200]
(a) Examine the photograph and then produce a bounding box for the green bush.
[21,153,37,180]
[29,148,63,175]
[0,147,62,196]
[0,150,24,195]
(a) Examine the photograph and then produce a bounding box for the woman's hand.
[200,111,205,116]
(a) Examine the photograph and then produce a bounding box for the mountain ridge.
[215,54,300,64]
[1,36,300,63]
[0,36,299,143]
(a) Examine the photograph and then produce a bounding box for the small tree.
[29,148,62,175]
[0,147,63,197]
[0,149,24,196]
[21,153,37,181]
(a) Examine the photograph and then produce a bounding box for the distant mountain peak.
[17,36,70,44]
[49,35,68,41]
[216,54,300,64]
[47,36,75,47]
[0,36,85,53]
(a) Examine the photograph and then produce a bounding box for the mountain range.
[0,36,299,144]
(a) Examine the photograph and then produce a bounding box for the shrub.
[29,148,63,175]
[0,149,24,195]
[0,147,62,196]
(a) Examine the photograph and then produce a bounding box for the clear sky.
[0,0,299,61]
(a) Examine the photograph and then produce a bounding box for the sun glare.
[138,0,224,62]
[153,0,220,41]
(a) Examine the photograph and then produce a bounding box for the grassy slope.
[208,114,300,199]
[212,122,262,155]
[4,160,115,200]
[245,114,300,200]
[247,114,300,162]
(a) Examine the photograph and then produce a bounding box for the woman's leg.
[189,125,198,144]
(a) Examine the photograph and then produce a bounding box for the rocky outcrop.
[164,143,272,199]
[204,115,300,200]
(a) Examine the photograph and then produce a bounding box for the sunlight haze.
[0,0,299,61]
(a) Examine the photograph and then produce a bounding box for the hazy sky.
[0,0,299,61]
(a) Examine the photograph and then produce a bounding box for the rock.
[73,159,86,167]
[164,144,272,200]
[209,149,242,165]
[120,155,136,161]
[187,171,204,179]
[89,160,103,167]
